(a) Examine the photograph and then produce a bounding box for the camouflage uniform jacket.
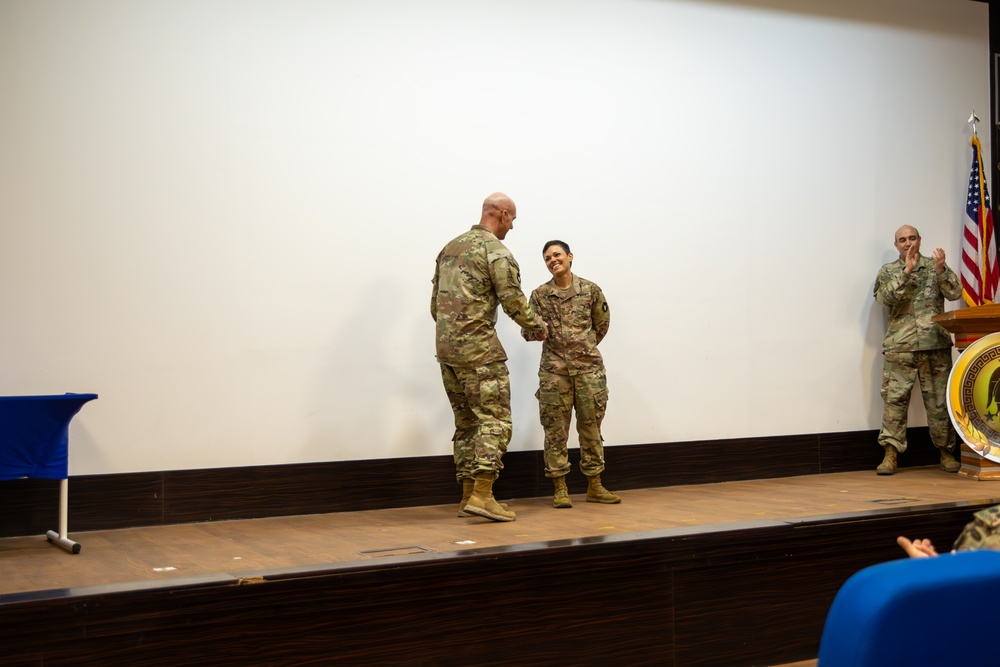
[431,225,546,368]
[952,504,1000,552]
[522,275,609,376]
[873,255,961,352]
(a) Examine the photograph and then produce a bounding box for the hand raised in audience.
[896,536,939,558]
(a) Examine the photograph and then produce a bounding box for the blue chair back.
[818,549,1000,666]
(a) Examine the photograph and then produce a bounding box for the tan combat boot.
[458,477,509,517]
[552,476,573,508]
[938,447,961,473]
[585,475,621,504]
[876,446,897,475]
[463,473,516,522]
[457,478,475,517]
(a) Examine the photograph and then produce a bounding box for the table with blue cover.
[0,393,98,553]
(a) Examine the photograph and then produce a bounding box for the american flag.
[961,134,999,307]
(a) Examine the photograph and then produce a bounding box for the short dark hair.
[542,240,570,255]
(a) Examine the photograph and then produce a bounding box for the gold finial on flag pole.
[969,109,980,136]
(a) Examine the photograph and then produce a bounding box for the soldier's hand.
[538,322,549,341]
[932,247,946,274]
[904,242,920,274]
[896,536,938,558]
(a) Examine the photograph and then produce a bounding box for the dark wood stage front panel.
[0,468,995,666]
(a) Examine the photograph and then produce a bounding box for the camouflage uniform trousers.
[953,504,1000,552]
[536,368,609,479]
[877,348,956,454]
[439,361,512,483]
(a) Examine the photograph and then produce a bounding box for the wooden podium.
[932,304,1000,479]
[933,303,1000,345]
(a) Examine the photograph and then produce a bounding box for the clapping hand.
[904,241,920,274]
[931,247,947,275]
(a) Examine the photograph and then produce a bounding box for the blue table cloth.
[0,393,98,481]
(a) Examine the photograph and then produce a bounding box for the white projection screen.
[0,0,991,473]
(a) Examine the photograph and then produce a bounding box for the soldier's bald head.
[895,225,920,243]
[480,192,517,240]
[893,225,921,260]
[483,193,515,218]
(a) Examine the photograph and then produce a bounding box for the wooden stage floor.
[3,466,998,600]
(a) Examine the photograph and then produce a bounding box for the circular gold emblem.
[948,332,1000,462]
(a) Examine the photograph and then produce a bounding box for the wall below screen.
[0,428,940,538]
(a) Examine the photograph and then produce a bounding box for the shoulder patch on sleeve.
[974,505,1000,529]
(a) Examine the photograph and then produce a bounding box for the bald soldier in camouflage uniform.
[431,192,547,522]
[874,225,962,475]
[898,505,1000,557]
[522,240,620,508]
